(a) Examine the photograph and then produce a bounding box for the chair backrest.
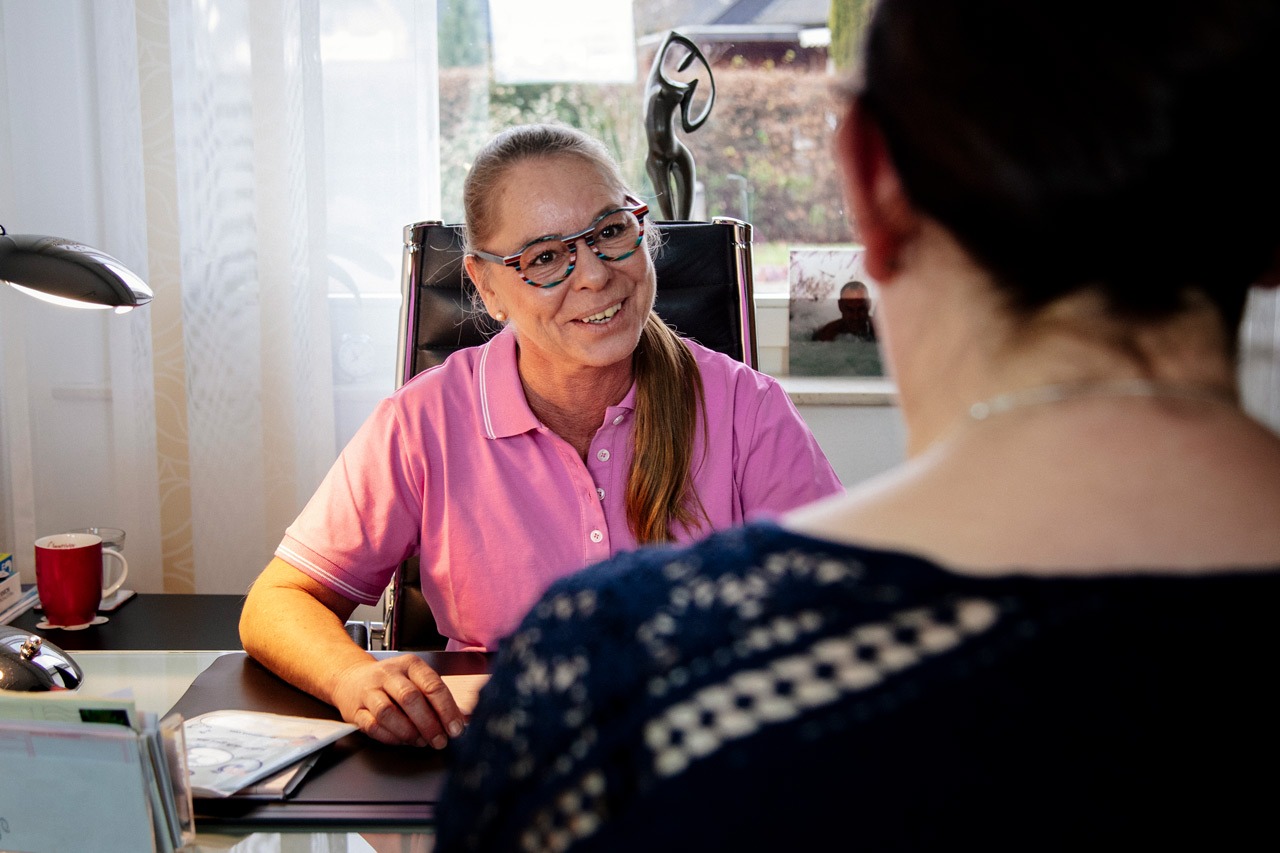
[383,217,757,649]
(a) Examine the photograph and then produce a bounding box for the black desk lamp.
[0,225,150,689]
[0,224,153,312]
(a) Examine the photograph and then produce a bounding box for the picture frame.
[787,247,884,377]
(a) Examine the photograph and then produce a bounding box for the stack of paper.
[183,709,356,798]
[0,690,194,852]
[0,554,40,625]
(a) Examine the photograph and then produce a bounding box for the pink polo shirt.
[277,328,842,651]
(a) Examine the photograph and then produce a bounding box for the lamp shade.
[0,226,153,312]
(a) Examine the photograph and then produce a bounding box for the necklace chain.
[968,378,1237,421]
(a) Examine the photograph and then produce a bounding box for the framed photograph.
[787,248,884,377]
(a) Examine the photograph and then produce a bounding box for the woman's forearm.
[240,556,466,746]
[239,556,373,706]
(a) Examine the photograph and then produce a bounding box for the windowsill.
[752,291,897,406]
[775,375,897,406]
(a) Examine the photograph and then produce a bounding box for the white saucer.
[100,588,137,611]
[34,588,136,614]
[36,615,109,631]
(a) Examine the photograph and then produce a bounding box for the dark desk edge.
[9,593,246,651]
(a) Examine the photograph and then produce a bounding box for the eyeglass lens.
[518,209,642,285]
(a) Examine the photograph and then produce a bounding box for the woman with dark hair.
[436,1,1280,849]
[239,124,841,749]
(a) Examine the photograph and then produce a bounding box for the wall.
[794,398,905,487]
[757,283,907,487]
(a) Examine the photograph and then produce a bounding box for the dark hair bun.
[859,0,1280,327]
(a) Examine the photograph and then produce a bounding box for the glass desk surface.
[73,651,437,853]
[76,649,231,716]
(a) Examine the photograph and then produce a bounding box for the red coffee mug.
[34,533,129,629]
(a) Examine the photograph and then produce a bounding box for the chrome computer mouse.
[0,625,83,691]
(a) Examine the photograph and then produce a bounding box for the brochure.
[230,752,322,799]
[0,684,141,730]
[184,709,357,798]
[0,692,193,852]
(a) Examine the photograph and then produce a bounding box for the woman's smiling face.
[466,154,656,385]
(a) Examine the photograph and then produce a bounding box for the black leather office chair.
[375,217,757,650]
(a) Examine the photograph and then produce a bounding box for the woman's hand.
[241,558,467,749]
[330,654,467,747]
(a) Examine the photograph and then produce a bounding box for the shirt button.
[596,487,605,501]
[596,449,611,462]
[612,415,624,425]
[590,529,604,543]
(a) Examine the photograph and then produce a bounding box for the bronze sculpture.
[644,31,715,221]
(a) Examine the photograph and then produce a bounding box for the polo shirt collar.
[477,326,638,439]
[478,328,539,439]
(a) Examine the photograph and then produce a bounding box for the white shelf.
[776,375,897,406]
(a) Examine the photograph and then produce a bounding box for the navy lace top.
[436,522,1280,851]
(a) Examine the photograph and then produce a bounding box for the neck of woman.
[783,325,1280,575]
[783,271,1280,574]
[519,360,634,459]
[895,284,1240,456]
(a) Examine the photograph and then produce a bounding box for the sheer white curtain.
[0,0,440,593]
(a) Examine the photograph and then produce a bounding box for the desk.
[9,593,246,650]
[77,649,231,715]
[77,650,442,852]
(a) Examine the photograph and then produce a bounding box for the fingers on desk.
[355,655,465,749]
[403,655,466,743]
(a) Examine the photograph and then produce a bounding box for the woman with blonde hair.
[240,124,841,748]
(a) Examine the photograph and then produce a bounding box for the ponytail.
[627,312,708,543]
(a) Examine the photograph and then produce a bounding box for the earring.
[494,311,507,322]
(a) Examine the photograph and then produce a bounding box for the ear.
[834,100,919,283]
[463,254,508,322]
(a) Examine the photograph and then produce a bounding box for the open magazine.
[184,709,356,798]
